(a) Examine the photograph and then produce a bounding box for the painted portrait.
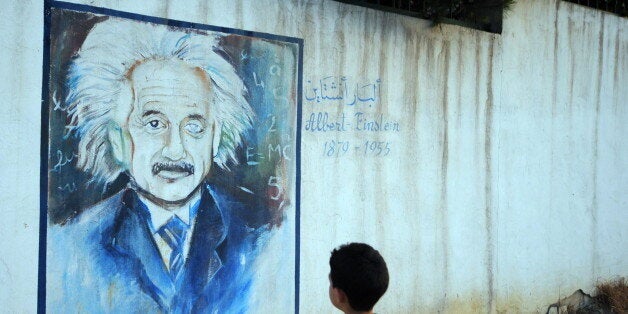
[44,4,301,313]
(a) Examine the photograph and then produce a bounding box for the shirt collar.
[138,191,202,233]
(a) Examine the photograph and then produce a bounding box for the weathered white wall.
[0,0,625,313]
[495,1,627,312]
[0,0,44,312]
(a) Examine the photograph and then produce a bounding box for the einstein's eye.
[184,121,204,135]
[144,119,166,133]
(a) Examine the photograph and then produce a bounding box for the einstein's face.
[113,59,220,203]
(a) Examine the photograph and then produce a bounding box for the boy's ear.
[336,288,348,304]
[331,287,349,310]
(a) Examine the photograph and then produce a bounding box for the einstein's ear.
[108,79,134,168]
[212,122,222,159]
[108,123,129,168]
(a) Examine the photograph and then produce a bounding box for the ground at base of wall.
[545,278,627,314]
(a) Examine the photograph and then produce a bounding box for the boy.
[329,243,389,314]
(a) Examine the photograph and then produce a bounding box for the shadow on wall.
[333,0,515,33]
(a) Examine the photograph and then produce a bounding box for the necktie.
[157,216,189,280]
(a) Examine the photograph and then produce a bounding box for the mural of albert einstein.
[47,17,265,313]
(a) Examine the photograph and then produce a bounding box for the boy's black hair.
[329,243,389,311]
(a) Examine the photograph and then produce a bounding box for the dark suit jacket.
[47,184,264,313]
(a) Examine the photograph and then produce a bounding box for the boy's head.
[329,243,389,313]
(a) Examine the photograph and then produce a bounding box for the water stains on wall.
[1,0,626,312]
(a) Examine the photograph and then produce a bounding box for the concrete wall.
[0,0,626,312]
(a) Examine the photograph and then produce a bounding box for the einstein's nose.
[162,128,187,160]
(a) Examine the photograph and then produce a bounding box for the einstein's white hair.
[65,17,254,185]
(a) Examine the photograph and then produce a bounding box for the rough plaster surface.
[0,0,43,312]
[0,0,626,313]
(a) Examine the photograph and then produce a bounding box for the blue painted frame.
[39,1,303,313]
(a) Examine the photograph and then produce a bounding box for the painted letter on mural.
[44,4,300,313]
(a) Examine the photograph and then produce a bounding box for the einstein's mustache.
[152,162,194,176]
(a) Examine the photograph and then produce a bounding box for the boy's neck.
[343,307,374,314]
